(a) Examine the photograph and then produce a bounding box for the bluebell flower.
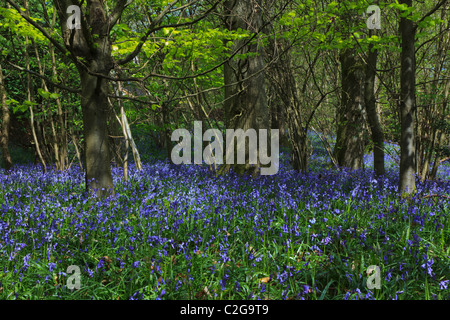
[48,263,56,272]
[234,281,242,292]
[421,255,434,277]
[440,280,449,290]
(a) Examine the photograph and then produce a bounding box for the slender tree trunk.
[123,112,142,170]
[116,81,129,180]
[162,101,171,159]
[399,0,417,195]
[0,64,13,171]
[70,126,83,169]
[120,106,129,181]
[430,79,450,179]
[24,32,46,172]
[50,7,68,171]
[364,27,385,176]
[268,38,308,172]
[33,40,65,170]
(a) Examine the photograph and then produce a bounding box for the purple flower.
[156,289,166,300]
[97,258,105,270]
[302,285,310,295]
[48,262,56,272]
[440,280,449,290]
[220,273,229,291]
[234,281,242,292]
[23,254,31,268]
[421,255,434,277]
[260,283,266,293]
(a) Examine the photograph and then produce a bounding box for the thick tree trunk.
[334,48,366,170]
[80,70,114,197]
[364,34,385,176]
[399,0,417,195]
[0,64,13,171]
[54,0,115,196]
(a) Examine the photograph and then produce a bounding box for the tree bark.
[334,48,366,170]
[79,69,114,197]
[54,0,115,197]
[0,64,13,171]
[222,0,270,176]
[399,0,417,195]
[50,8,68,171]
[364,27,385,177]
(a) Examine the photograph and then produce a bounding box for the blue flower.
[48,263,56,272]
[220,273,229,291]
[234,281,242,292]
[421,255,434,277]
[23,254,31,269]
[440,280,449,290]
[156,289,166,300]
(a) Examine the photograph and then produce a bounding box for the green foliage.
[0,7,47,43]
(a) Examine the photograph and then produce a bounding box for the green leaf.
[50,93,60,99]
[38,88,51,99]
[23,100,38,106]
[5,99,19,105]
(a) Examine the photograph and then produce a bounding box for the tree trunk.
[79,69,114,197]
[50,6,68,172]
[364,27,385,177]
[398,0,417,195]
[222,0,270,176]
[0,64,13,171]
[54,0,115,196]
[334,48,366,170]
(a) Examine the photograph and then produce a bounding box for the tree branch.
[108,0,133,32]
[5,0,69,56]
[415,0,448,30]
[7,61,81,94]
[117,0,221,65]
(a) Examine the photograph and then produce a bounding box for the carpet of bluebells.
[1,138,450,300]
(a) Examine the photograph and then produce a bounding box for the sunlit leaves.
[0,7,47,43]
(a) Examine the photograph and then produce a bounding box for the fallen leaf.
[260,277,271,283]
